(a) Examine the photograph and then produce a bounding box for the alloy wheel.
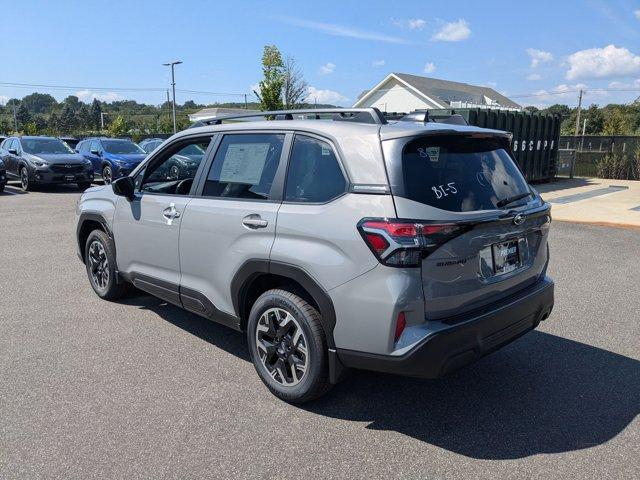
[88,240,109,290]
[256,307,309,386]
[20,168,29,190]
[103,166,112,185]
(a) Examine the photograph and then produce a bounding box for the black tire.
[102,165,112,185]
[77,181,92,191]
[247,289,332,403]
[84,229,130,300]
[20,167,33,191]
[0,182,4,193]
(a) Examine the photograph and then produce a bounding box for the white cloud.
[306,86,348,105]
[524,83,594,107]
[608,79,640,88]
[566,45,640,80]
[277,16,412,44]
[75,89,123,103]
[634,9,640,19]
[408,18,426,30]
[432,19,471,42]
[371,59,385,67]
[526,48,553,68]
[423,62,436,74]
[319,62,336,75]
[484,81,498,88]
[526,73,542,81]
[0,95,8,106]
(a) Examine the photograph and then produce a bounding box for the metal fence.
[558,136,640,179]
[559,136,640,155]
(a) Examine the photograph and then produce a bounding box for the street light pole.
[163,60,183,134]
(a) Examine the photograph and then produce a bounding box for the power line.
[0,81,166,92]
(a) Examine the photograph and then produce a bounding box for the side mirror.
[90,148,101,155]
[112,176,136,201]
[8,148,17,155]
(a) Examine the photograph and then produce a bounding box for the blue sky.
[2,0,640,108]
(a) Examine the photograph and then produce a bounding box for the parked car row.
[0,135,167,191]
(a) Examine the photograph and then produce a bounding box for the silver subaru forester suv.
[75,108,554,403]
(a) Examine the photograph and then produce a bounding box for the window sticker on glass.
[321,145,331,156]
[417,146,440,162]
[219,143,270,185]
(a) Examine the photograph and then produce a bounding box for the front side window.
[90,140,101,153]
[202,134,284,200]
[397,135,531,212]
[284,135,346,203]
[101,139,145,154]
[139,137,213,195]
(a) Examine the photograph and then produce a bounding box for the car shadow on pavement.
[307,331,640,460]
[123,294,639,460]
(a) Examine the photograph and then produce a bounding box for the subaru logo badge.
[65,164,72,168]
[513,214,525,226]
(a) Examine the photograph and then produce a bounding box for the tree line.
[527,102,640,136]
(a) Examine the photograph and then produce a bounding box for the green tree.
[47,112,60,134]
[108,115,127,137]
[254,45,284,111]
[59,104,77,133]
[34,116,47,132]
[15,103,32,128]
[524,106,539,113]
[76,104,91,131]
[583,104,605,134]
[22,93,57,114]
[90,99,103,130]
[24,121,38,135]
[603,107,631,136]
[62,95,81,112]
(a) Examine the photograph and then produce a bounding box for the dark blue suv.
[76,137,146,184]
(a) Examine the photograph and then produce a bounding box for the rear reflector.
[394,312,406,342]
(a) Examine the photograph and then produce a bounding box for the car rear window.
[398,135,530,212]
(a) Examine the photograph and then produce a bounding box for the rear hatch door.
[383,132,551,320]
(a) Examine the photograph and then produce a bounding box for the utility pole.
[580,118,587,152]
[100,112,108,130]
[244,94,248,109]
[574,89,584,137]
[163,60,182,134]
[12,103,18,131]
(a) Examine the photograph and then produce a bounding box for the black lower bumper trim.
[336,276,554,379]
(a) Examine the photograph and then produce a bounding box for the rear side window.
[202,134,284,200]
[284,135,346,203]
[398,136,530,212]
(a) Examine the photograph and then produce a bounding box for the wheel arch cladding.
[231,260,337,349]
[77,212,112,264]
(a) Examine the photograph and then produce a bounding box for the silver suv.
[75,108,554,403]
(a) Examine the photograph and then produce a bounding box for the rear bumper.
[335,276,554,379]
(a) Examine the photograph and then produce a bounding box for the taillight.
[358,218,469,267]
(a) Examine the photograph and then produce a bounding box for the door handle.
[162,203,182,225]
[242,214,268,229]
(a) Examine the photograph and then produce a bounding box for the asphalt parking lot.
[1,182,639,479]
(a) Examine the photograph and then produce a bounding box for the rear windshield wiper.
[496,192,532,208]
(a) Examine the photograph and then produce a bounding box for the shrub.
[596,153,639,180]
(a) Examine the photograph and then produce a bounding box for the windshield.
[22,138,75,155]
[397,135,530,212]
[102,139,145,154]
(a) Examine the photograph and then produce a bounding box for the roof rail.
[398,110,468,126]
[190,108,387,127]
